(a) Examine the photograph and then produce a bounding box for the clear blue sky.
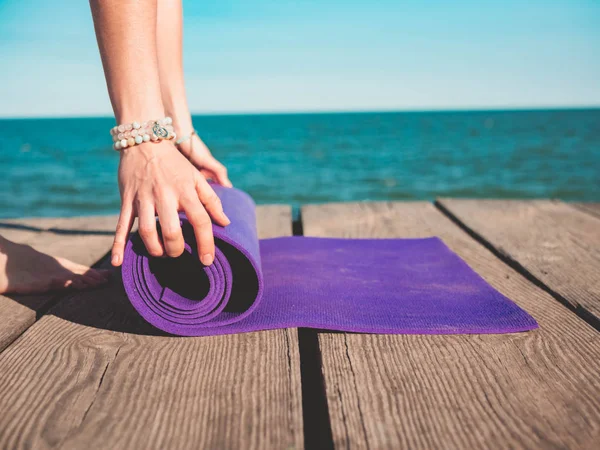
[0,0,598,117]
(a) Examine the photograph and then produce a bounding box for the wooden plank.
[437,199,600,321]
[0,215,117,244]
[0,216,117,351]
[0,206,303,450]
[0,217,67,243]
[302,201,600,449]
[572,202,600,220]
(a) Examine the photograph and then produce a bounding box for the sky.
[0,0,598,117]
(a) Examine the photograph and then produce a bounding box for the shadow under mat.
[49,260,169,336]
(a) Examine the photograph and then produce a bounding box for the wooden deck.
[0,200,598,449]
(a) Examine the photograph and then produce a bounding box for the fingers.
[156,196,185,258]
[138,201,165,257]
[183,196,216,266]
[179,137,232,188]
[112,204,134,266]
[195,175,231,227]
[203,158,232,188]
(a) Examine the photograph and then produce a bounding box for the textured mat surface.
[122,186,538,336]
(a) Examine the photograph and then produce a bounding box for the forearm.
[156,0,194,135]
[154,0,232,188]
[90,0,227,267]
[90,0,164,123]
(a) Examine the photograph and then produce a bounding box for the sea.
[0,109,598,219]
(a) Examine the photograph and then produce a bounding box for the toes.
[50,277,73,291]
[60,259,112,281]
[70,278,87,290]
[96,269,113,281]
[71,275,99,290]
[83,269,111,284]
[77,271,111,288]
[50,271,110,292]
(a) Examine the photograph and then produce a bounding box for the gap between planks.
[435,199,600,331]
[2,201,596,445]
[0,215,119,352]
[301,201,600,450]
[0,206,303,450]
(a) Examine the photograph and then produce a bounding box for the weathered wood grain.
[0,217,67,243]
[572,202,600,220]
[437,199,600,321]
[302,201,600,450]
[0,206,303,450]
[0,216,117,351]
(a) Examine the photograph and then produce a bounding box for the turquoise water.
[0,109,598,218]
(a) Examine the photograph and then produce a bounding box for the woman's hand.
[177,134,233,188]
[111,140,230,267]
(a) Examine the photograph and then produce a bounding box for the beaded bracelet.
[175,129,197,145]
[110,117,176,151]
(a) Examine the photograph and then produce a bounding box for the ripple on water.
[0,110,599,218]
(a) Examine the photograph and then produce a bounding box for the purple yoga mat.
[122,186,538,336]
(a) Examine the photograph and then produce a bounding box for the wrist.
[111,117,175,151]
[163,102,194,136]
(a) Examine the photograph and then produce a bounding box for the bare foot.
[0,236,111,295]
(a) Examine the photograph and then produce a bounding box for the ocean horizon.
[1,108,599,219]
[2,106,599,120]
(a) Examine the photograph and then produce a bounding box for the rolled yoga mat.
[122,186,538,336]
